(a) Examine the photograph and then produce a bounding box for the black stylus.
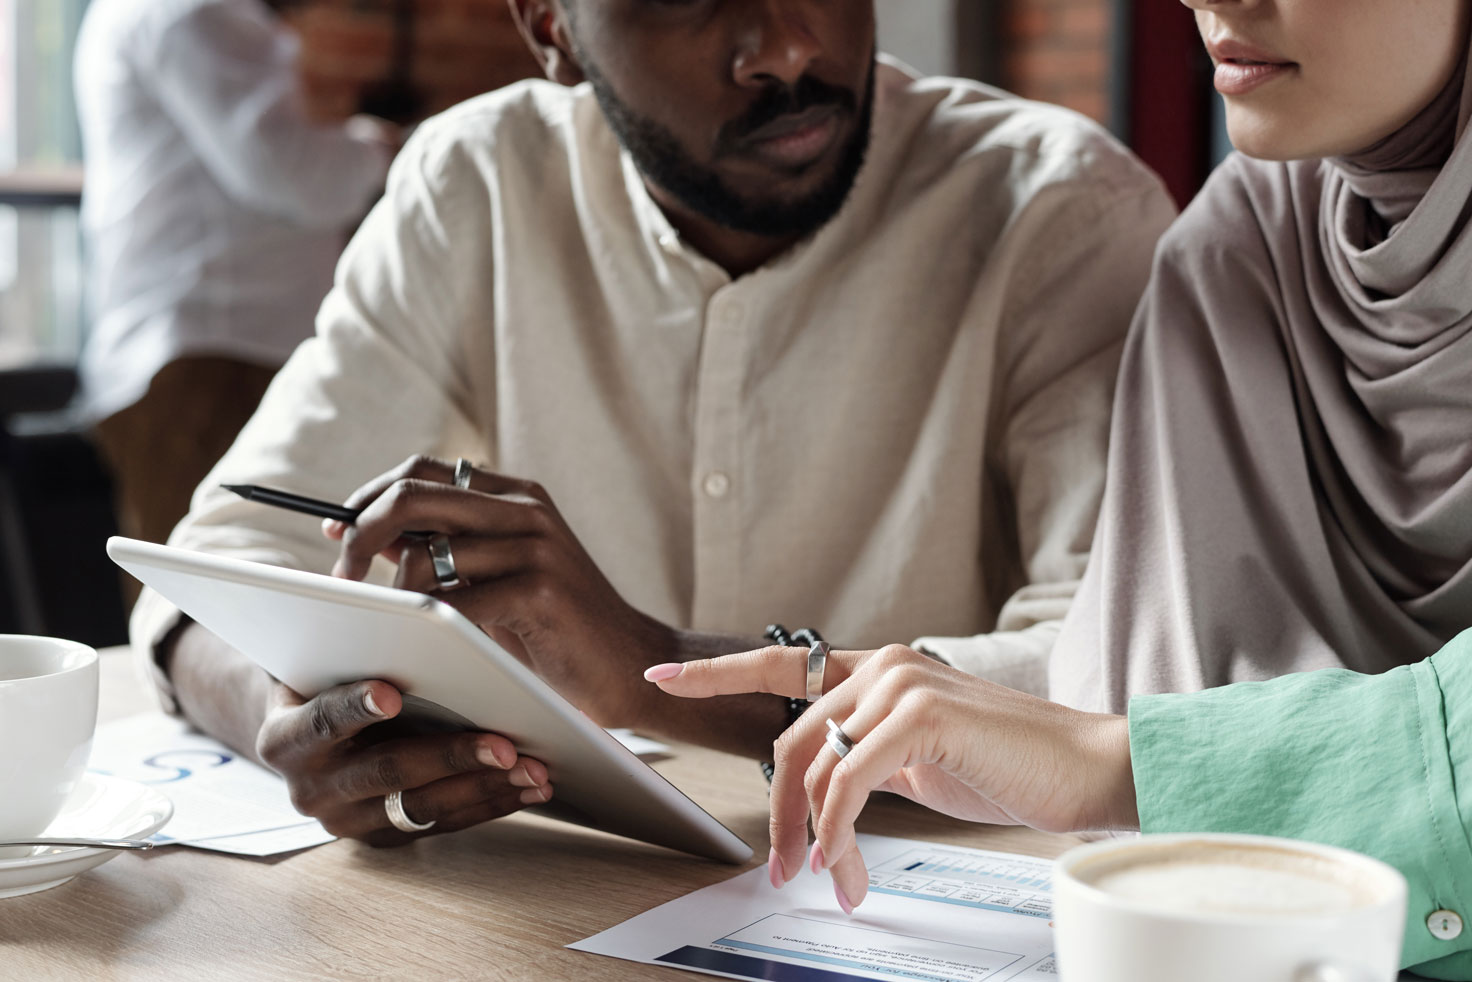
[222,484,433,540]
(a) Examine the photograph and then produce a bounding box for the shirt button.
[702,472,731,498]
[658,233,679,252]
[1429,910,1464,941]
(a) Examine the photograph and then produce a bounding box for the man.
[75,0,399,579]
[134,0,1176,844]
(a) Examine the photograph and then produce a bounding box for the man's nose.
[731,1,822,89]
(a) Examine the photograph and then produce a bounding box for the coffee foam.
[1075,841,1385,916]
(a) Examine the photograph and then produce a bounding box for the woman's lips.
[1213,59,1297,96]
[1207,38,1298,97]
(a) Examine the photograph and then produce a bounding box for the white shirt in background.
[132,61,1177,704]
[73,0,392,421]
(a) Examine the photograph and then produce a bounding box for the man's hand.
[256,677,551,847]
[324,455,679,729]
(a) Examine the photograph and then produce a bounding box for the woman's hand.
[647,644,1137,913]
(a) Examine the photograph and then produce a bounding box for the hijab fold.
[1050,31,1472,712]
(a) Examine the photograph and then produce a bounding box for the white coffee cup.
[1054,833,1408,982]
[0,635,99,841]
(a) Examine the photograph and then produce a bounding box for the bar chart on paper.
[867,846,1054,918]
[571,835,1062,982]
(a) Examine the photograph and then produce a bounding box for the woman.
[652,0,1472,976]
[1050,0,1472,713]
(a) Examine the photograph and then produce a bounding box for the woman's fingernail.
[767,849,784,889]
[834,881,854,916]
[322,518,343,537]
[508,765,537,788]
[808,841,824,875]
[363,689,385,718]
[643,663,683,683]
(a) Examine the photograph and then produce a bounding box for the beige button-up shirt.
[75,0,391,422]
[132,59,1176,705]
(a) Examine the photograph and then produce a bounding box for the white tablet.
[107,537,751,864]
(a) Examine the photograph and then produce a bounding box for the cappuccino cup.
[1055,833,1408,982]
[0,635,99,844]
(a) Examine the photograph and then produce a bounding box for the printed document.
[89,714,335,855]
[571,834,1060,981]
[91,714,672,857]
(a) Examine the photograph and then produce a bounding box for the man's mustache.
[716,75,857,153]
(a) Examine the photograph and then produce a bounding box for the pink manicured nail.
[834,881,854,916]
[362,689,385,717]
[768,849,784,889]
[644,663,684,682]
[808,841,824,875]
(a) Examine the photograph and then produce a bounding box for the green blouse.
[1130,630,1472,980]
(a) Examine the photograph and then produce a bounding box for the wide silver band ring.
[453,457,474,490]
[428,533,461,590]
[385,790,435,833]
[825,718,854,760]
[805,641,830,703]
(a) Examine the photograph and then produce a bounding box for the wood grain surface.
[1,649,1082,982]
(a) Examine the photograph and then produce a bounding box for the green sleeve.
[1129,631,1472,979]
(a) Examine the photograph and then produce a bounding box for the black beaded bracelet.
[759,623,825,784]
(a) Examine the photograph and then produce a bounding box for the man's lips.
[1207,36,1298,96]
[737,106,842,168]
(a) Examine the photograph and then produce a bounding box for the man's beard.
[578,54,876,239]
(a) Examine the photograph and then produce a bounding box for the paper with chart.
[89,713,673,857]
[88,713,336,855]
[571,834,1060,981]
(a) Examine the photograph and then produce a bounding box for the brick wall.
[283,0,1120,134]
[997,0,1114,126]
[284,0,542,123]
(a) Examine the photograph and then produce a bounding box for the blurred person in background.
[72,0,402,604]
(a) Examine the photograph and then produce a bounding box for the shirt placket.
[689,286,748,631]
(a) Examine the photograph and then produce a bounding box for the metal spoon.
[0,837,155,851]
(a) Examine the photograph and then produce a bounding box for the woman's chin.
[1223,115,1329,163]
[1224,105,1402,164]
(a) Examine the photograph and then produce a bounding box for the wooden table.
[2,648,1084,982]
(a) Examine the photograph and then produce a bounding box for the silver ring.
[428,533,461,590]
[825,718,854,760]
[385,790,435,833]
[805,641,829,703]
[453,457,474,490]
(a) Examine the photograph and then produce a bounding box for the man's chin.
[706,153,862,237]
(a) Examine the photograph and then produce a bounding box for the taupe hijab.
[1050,38,1472,713]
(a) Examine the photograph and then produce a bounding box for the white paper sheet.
[180,822,339,856]
[571,834,1061,982]
[89,715,673,857]
[607,729,672,758]
[88,714,334,855]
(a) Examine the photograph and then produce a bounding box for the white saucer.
[0,773,173,899]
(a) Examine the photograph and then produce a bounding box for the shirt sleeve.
[1130,630,1472,979]
[916,171,1177,697]
[128,122,492,712]
[140,0,390,228]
